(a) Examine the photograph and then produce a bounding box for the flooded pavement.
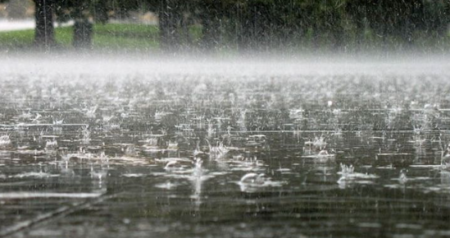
[1,58,450,238]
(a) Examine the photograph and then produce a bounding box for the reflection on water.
[1,60,450,237]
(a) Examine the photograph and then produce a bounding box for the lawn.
[1,23,448,53]
[0,23,164,51]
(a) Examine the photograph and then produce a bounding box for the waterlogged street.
[1,58,450,238]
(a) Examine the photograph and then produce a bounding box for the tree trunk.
[159,0,180,50]
[34,0,55,48]
[236,6,252,51]
[200,3,220,51]
[73,20,93,49]
[330,12,344,51]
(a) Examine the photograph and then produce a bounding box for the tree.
[33,0,55,48]
[94,0,185,51]
[54,0,114,49]
[197,0,222,50]
[0,0,56,48]
[158,0,181,50]
[4,0,449,51]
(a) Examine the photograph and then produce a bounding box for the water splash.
[0,135,11,148]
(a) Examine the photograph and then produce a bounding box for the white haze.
[1,53,449,80]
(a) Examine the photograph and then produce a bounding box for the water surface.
[1,57,450,238]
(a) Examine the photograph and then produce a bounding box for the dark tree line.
[2,0,449,50]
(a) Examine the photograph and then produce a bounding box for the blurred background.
[0,0,449,53]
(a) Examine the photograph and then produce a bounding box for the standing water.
[0,56,450,238]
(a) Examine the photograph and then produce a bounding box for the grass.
[0,28,34,49]
[0,23,163,51]
[0,23,449,54]
[93,24,160,50]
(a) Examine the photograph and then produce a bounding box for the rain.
[0,1,450,238]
